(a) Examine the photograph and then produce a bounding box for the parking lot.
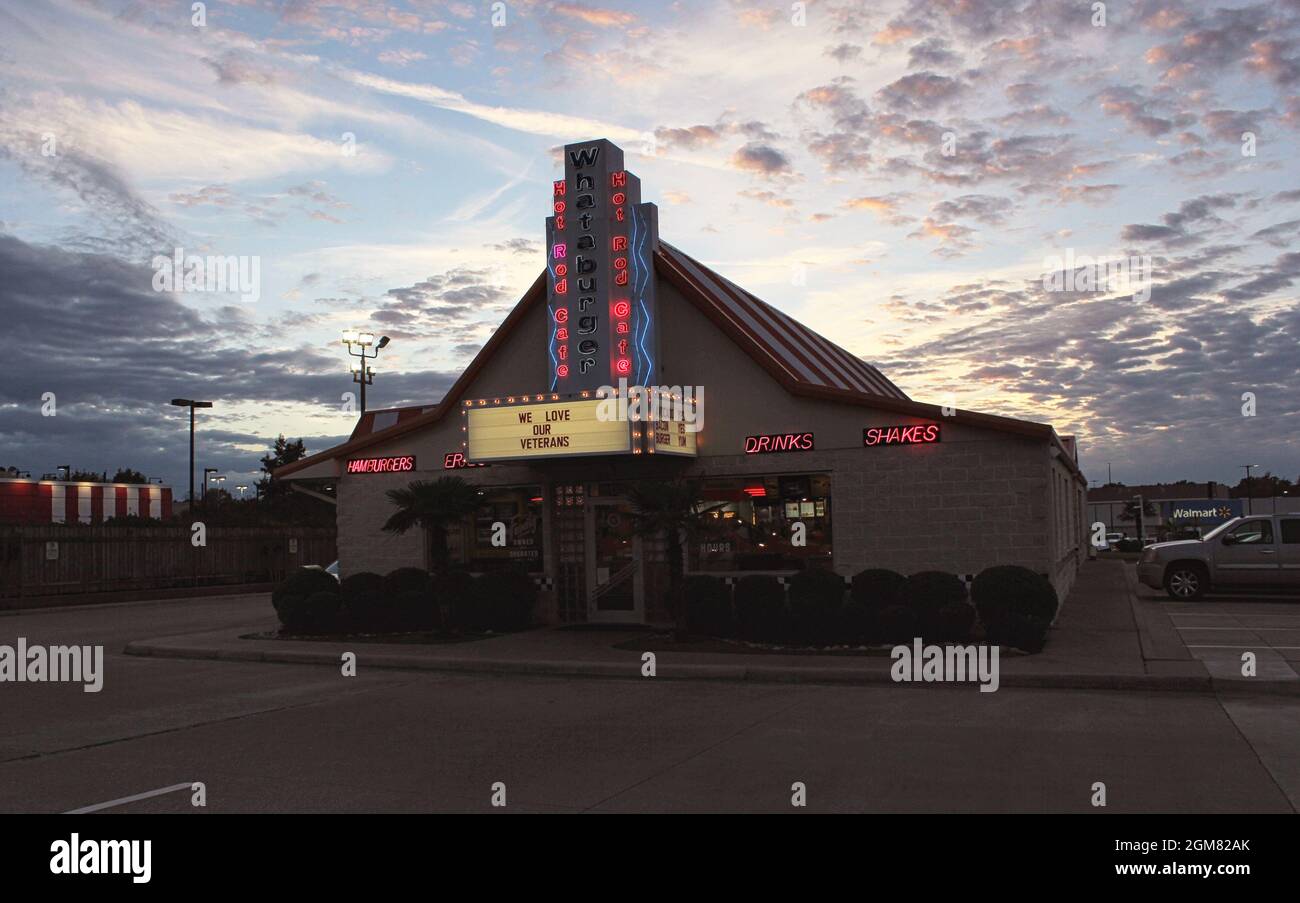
[1131,581,1300,681]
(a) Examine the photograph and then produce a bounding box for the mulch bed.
[241,628,530,645]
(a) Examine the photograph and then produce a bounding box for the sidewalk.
[122,560,1300,694]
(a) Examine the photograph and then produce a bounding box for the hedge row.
[685,565,1058,652]
[272,566,537,635]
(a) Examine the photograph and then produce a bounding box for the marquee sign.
[346,455,416,474]
[546,139,660,393]
[647,419,698,457]
[863,424,941,447]
[464,396,637,463]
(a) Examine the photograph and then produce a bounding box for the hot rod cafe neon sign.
[346,455,416,474]
[863,424,941,447]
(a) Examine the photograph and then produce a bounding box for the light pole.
[203,468,219,504]
[342,330,390,414]
[170,399,213,507]
[1241,463,1259,515]
[236,484,248,500]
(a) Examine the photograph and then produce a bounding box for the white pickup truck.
[1137,515,1300,599]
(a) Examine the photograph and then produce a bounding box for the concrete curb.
[1,591,270,617]
[122,638,1300,694]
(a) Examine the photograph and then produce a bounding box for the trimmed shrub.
[985,613,1051,654]
[873,605,918,644]
[392,590,439,631]
[788,569,846,645]
[929,602,977,643]
[339,571,384,631]
[684,575,732,637]
[900,570,967,636]
[971,565,1059,629]
[843,568,906,645]
[272,567,342,631]
[382,567,434,597]
[850,568,906,608]
[277,590,344,634]
[436,569,481,630]
[837,600,874,645]
[734,575,788,642]
[473,568,537,632]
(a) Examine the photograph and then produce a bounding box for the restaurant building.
[0,477,173,525]
[279,139,1087,624]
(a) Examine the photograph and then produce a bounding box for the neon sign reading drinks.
[863,424,941,447]
[346,455,416,474]
[744,432,815,454]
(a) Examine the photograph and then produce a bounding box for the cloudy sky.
[1,0,1298,495]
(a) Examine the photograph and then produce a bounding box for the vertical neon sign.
[545,140,659,393]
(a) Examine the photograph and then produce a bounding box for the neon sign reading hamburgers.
[346,455,416,474]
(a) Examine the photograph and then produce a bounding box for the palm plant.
[626,479,721,639]
[382,477,482,574]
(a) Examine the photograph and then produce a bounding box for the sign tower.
[545,139,660,393]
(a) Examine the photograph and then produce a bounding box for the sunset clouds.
[1,0,1298,489]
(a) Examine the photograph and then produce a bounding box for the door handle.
[1259,550,1276,555]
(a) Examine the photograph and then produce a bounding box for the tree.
[626,479,721,640]
[258,435,308,500]
[1229,471,1294,498]
[111,468,148,484]
[381,477,482,573]
[1119,497,1157,521]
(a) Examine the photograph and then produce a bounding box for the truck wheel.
[1164,564,1207,601]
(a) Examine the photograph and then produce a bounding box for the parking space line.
[64,782,194,814]
[1176,626,1296,630]
[1185,644,1300,650]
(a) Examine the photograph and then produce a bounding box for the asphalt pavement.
[1,592,1297,813]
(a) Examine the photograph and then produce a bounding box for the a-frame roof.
[658,242,907,400]
[278,244,1081,482]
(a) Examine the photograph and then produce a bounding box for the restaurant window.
[690,474,832,572]
[447,485,545,572]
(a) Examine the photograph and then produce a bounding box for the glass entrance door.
[587,499,644,622]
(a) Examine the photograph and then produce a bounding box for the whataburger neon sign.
[546,140,659,393]
[863,423,941,447]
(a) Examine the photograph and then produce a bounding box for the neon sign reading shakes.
[863,424,941,447]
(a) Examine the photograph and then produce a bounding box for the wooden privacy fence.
[0,525,336,601]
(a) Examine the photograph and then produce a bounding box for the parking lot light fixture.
[342,330,390,414]
[169,398,212,505]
